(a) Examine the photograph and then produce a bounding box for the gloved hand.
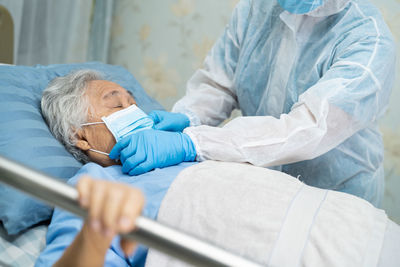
[148,110,190,132]
[109,129,196,176]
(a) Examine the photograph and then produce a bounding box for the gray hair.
[41,69,104,163]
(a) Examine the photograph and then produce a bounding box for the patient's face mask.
[81,104,154,156]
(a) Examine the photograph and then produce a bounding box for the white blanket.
[145,161,398,267]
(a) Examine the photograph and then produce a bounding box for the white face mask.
[81,104,154,156]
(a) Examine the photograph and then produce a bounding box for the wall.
[109,0,400,223]
[109,0,239,109]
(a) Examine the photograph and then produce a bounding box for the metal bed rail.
[0,155,263,267]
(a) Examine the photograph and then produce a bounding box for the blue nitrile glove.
[148,110,190,132]
[109,129,196,176]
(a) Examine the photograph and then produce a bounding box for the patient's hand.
[54,176,145,267]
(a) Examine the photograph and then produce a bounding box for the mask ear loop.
[88,148,109,156]
[88,149,120,163]
[81,122,105,126]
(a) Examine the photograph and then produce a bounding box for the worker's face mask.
[277,0,324,14]
[81,104,154,156]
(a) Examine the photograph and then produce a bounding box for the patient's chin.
[96,158,121,167]
[87,152,120,167]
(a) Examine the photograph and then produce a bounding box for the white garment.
[172,0,396,206]
[145,161,398,267]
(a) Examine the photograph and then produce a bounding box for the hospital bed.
[0,155,261,267]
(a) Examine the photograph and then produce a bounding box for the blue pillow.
[0,62,164,235]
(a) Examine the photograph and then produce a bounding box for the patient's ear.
[75,130,91,151]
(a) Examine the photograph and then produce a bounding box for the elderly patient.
[36,70,196,267]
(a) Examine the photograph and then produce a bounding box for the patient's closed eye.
[103,90,121,101]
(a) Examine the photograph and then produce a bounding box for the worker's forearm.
[54,222,112,267]
[184,100,355,167]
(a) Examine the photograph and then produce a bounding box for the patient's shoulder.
[66,162,119,185]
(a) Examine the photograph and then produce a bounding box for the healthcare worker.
[110,0,396,206]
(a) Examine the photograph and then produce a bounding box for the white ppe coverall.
[172,0,396,206]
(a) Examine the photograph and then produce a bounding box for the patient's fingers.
[102,186,125,236]
[77,176,145,251]
[77,176,91,208]
[119,188,144,233]
[89,181,107,233]
[118,188,144,257]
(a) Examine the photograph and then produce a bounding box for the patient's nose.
[121,97,132,108]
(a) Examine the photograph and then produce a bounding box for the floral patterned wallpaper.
[109,0,400,223]
[110,0,239,109]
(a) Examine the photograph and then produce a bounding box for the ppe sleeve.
[184,21,396,167]
[172,0,252,127]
